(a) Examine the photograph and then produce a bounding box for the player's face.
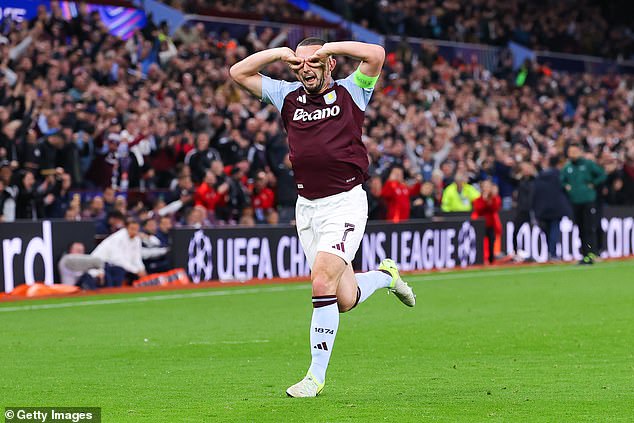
[294,45,333,94]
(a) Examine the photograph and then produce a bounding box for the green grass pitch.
[2,261,633,422]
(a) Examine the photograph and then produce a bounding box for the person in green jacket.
[560,143,607,264]
[441,172,481,212]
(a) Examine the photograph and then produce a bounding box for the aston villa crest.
[323,91,337,104]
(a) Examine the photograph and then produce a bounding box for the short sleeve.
[337,72,375,111]
[261,75,301,112]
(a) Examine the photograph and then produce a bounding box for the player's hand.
[280,48,303,72]
[286,56,304,73]
[305,50,329,68]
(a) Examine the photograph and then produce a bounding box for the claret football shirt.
[261,72,374,200]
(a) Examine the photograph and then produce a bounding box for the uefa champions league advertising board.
[172,219,486,283]
[0,220,96,293]
[501,207,634,262]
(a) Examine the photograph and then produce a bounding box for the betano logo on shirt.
[292,105,341,122]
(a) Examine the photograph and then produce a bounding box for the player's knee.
[337,300,354,313]
[311,271,337,296]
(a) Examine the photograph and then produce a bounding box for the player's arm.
[308,41,385,84]
[229,47,302,98]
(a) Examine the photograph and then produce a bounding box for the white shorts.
[296,184,368,268]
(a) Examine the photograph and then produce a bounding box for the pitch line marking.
[0,284,309,313]
[415,261,630,281]
[0,261,629,313]
[188,340,270,345]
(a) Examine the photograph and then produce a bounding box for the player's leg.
[337,263,391,312]
[307,251,347,379]
[286,251,346,397]
[334,185,415,312]
[287,195,343,397]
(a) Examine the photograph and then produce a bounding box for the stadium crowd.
[316,0,634,60]
[175,0,317,24]
[0,5,633,253]
[166,0,634,60]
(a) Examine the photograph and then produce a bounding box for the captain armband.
[353,69,380,89]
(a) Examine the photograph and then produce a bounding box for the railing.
[385,35,634,74]
[182,14,349,48]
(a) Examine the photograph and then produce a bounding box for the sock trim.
[312,295,337,308]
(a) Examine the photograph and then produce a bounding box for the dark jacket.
[533,168,572,220]
[187,148,221,184]
[622,164,634,206]
[560,158,606,204]
[272,163,297,207]
[15,185,42,219]
[516,176,535,212]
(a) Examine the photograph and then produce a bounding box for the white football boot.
[379,259,416,307]
[286,372,324,398]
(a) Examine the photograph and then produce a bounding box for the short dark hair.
[125,218,139,227]
[296,37,327,48]
[107,210,125,221]
[566,143,582,155]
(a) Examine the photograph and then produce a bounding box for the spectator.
[83,196,106,220]
[561,144,606,265]
[185,205,210,228]
[220,165,249,223]
[194,170,228,218]
[272,153,297,224]
[410,181,436,219]
[140,219,170,273]
[367,175,387,221]
[91,219,146,286]
[441,172,480,212]
[156,215,173,245]
[102,187,116,212]
[511,162,536,258]
[239,206,256,226]
[15,170,43,219]
[0,177,9,221]
[619,147,634,205]
[0,164,17,220]
[0,3,632,231]
[95,210,126,236]
[314,0,634,60]
[380,166,419,223]
[45,172,73,218]
[252,171,275,224]
[471,180,502,264]
[185,132,222,184]
[533,156,572,260]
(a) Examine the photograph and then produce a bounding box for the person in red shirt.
[471,180,501,263]
[252,171,275,223]
[380,166,420,223]
[194,170,229,218]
